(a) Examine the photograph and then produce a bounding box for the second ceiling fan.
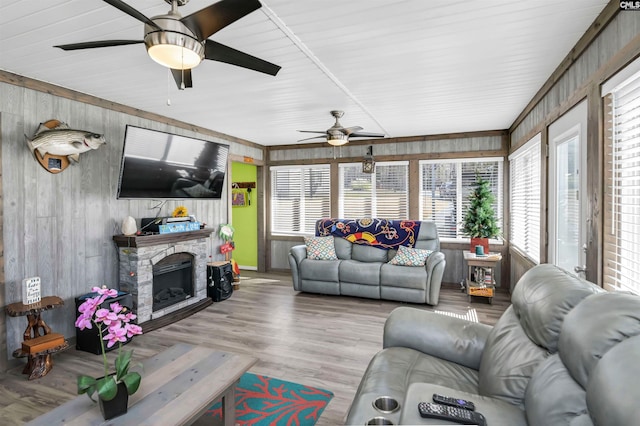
[298,110,385,145]
[54,0,281,89]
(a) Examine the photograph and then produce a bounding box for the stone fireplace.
[113,229,214,325]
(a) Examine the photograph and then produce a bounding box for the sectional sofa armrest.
[425,251,446,305]
[383,306,492,370]
[288,245,307,291]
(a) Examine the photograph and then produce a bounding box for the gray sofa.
[288,221,446,305]
[345,263,640,425]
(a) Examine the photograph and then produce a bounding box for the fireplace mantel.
[113,229,214,248]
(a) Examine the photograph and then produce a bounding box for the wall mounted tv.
[117,125,230,199]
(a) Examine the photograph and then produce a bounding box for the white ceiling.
[0,0,608,146]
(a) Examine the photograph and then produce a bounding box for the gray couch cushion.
[379,263,427,290]
[524,354,588,426]
[339,260,380,285]
[300,258,339,282]
[511,263,602,353]
[559,292,640,388]
[351,244,388,262]
[478,306,548,407]
[334,237,352,260]
[586,335,640,426]
[414,220,441,251]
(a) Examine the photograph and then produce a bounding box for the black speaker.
[207,263,234,302]
[75,292,134,354]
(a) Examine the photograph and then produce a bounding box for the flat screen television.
[117,125,230,199]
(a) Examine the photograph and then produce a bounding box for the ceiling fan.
[298,110,385,146]
[54,0,281,89]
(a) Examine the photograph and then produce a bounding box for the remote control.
[433,393,476,411]
[418,402,486,426]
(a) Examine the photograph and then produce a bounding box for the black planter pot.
[98,381,129,420]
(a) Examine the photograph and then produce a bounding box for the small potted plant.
[75,286,143,420]
[460,175,500,254]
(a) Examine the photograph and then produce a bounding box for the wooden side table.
[6,296,69,380]
[463,252,502,305]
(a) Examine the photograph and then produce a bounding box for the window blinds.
[270,165,331,235]
[603,75,640,294]
[509,135,541,263]
[419,158,503,240]
[338,162,408,219]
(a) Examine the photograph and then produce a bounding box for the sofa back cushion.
[478,306,548,408]
[334,237,353,260]
[478,264,601,407]
[414,221,440,251]
[524,292,640,426]
[558,292,640,388]
[524,354,589,426]
[511,264,602,353]
[351,244,388,262]
[586,335,640,426]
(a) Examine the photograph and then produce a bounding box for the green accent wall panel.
[231,162,258,268]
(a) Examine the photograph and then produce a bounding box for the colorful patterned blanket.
[316,218,422,249]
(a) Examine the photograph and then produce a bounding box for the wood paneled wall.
[0,81,265,368]
[508,3,640,285]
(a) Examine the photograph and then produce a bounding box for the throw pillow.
[304,236,338,260]
[388,245,433,266]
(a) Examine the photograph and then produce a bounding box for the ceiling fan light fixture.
[145,31,204,70]
[327,132,348,146]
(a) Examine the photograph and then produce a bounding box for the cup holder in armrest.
[372,396,400,413]
[366,417,394,425]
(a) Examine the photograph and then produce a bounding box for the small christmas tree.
[461,176,500,239]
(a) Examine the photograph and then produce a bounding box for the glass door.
[548,100,587,276]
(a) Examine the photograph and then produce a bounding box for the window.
[338,162,408,219]
[270,165,331,235]
[603,69,640,294]
[419,158,503,240]
[509,134,541,263]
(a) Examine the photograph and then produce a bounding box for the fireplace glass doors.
[152,253,194,312]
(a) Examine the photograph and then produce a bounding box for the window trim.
[419,157,504,243]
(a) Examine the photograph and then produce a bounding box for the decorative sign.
[22,277,42,305]
[158,222,201,234]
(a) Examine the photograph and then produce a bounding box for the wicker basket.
[468,286,494,297]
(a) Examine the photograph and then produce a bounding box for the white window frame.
[270,164,331,236]
[419,157,503,242]
[338,161,409,219]
[509,134,541,263]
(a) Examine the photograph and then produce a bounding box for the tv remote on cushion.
[433,393,476,411]
[418,402,486,426]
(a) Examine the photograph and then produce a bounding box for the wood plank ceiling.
[0,0,608,146]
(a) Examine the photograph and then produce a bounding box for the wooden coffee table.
[27,343,256,426]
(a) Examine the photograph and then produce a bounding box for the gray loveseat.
[345,263,640,425]
[288,220,446,305]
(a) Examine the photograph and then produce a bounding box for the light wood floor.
[0,272,510,425]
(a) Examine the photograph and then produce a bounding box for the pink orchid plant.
[75,286,143,402]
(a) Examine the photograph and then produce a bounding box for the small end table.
[7,296,68,380]
[463,252,502,305]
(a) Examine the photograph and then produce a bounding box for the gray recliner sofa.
[288,221,446,305]
[345,263,640,425]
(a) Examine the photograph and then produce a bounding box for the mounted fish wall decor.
[25,119,106,174]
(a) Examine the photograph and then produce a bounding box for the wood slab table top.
[6,296,64,317]
[26,343,257,426]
